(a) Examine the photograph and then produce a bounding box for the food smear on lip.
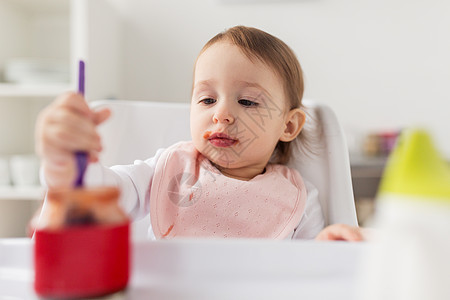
[208,132,238,148]
[203,131,212,139]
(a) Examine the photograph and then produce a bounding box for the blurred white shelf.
[0,186,44,201]
[3,0,69,14]
[350,154,388,168]
[0,83,73,98]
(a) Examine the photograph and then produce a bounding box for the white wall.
[110,0,450,157]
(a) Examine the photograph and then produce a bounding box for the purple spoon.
[74,60,88,187]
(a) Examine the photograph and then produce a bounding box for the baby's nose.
[212,106,235,124]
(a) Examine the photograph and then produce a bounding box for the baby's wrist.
[42,160,76,189]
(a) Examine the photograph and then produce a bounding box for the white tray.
[0,238,367,299]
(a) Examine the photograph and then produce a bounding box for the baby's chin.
[196,147,237,168]
[204,152,239,170]
[194,139,254,170]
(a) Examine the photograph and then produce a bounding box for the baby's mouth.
[204,131,238,148]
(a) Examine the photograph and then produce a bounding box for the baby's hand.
[315,224,365,242]
[35,92,110,187]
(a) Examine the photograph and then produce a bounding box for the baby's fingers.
[315,224,364,242]
[45,125,101,153]
[55,93,111,125]
[54,92,92,117]
[92,108,111,125]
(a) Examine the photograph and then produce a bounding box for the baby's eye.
[199,98,216,105]
[238,99,258,107]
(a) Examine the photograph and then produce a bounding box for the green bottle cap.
[378,129,450,202]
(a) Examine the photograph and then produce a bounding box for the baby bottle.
[358,129,450,300]
[33,186,130,299]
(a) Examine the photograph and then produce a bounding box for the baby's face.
[190,41,290,180]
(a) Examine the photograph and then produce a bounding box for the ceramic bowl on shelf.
[4,58,70,84]
[0,156,10,186]
[10,154,40,187]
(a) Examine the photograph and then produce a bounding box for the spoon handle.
[74,60,87,187]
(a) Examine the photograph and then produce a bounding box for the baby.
[36,26,364,241]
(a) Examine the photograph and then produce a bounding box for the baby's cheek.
[191,134,206,155]
[190,125,201,143]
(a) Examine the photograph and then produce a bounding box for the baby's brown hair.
[196,26,306,164]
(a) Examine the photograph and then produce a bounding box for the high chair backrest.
[91,99,358,238]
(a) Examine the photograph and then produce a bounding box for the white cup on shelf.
[0,157,10,186]
[10,154,40,186]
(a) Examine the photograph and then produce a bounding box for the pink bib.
[150,142,306,239]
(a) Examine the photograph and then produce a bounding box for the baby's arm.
[292,180,325,239]
[315,224,365,241]
[35,92,110,188]
[83,149,164,221]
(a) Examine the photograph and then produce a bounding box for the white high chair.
[91,99,358,239]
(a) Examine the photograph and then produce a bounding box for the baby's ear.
[280,108,305,142]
